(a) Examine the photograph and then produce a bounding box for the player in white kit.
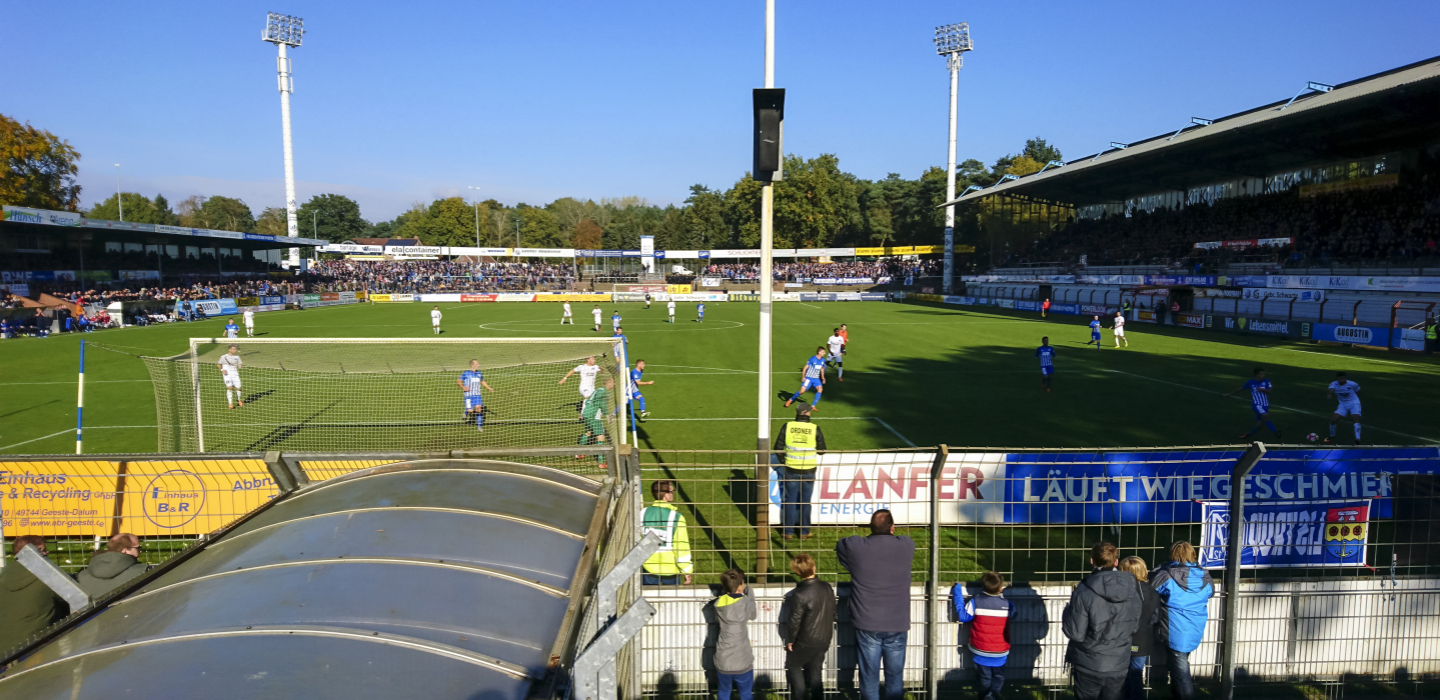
[430,306,443,334]
[1111,311,1128,347]
[216,344,244,409]
[562,302,574,325]
[826,329,846,381]
[591,306,603,332]
[560,356,603,399]
[243,308,255,337]
[667,300,676,323]
[1325,372,1363,445]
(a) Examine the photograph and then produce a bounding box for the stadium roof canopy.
[1,205,328,249]
[949,55,1440,207]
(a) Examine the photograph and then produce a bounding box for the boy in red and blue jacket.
[953,571,1015,700]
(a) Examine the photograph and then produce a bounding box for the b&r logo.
[142,470,206,528]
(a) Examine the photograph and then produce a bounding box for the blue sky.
[10,1,1438,222]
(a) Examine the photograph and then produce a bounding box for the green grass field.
[3,298,1440,455]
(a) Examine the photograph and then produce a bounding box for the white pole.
[757,0,775,457]
[943,57,959,294]
[114,164,124,222]
[278,43,300,269]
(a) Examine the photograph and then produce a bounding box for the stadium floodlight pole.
[468,186,483,249]
[114,164,123,222]
[935,22,972,293]
[262,12,305,269]
[757,0,776,455]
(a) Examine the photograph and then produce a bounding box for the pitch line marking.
[1273,347,1429,368]
[0,429,75,451]
[1103,368,1440,444]
[872,418,917,447]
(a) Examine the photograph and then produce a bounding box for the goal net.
[141,338,630,454]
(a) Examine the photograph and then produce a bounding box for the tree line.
[2,112,1063,255]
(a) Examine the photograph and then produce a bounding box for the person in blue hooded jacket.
[1149,541,1214,700]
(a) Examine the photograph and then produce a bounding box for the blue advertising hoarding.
[1197,500,1372,568]
[1312,323,1389,348]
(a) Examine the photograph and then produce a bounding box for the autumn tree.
[1,115,81,210]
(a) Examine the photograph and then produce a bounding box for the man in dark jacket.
[783,554,836,700]
[75,533,149,599]
[1062,542,1143,700]
[836,509,915,700]
[1150,542,1214,700]
[0,536,69,654]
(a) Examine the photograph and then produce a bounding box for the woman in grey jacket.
[713,568,757,700]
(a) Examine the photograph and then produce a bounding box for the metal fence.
[634,446,1440,697]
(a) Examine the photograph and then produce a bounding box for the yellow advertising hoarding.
[116,459,277,537]
[665,285,692,295]
[535,293,612,302]
[1,461,121,537]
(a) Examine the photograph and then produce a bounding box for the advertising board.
[626,285,667,293]
[666,284,693,295]
[1136,310,1160,323]
[1212,315,1301,337]
[1312,323,1388,347]
[1198,500,1371,568]
[1393,328,1427,352]
[614,292,648,302]
[1177,313,1205,328]
[192,299,239,316]
[1242,288,1325,302]
[729,293,760,302]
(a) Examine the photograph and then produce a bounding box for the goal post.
[141,338,630,456]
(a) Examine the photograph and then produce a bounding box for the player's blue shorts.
[1252,403,1269,417]
[465,396,484,411]
[800,377,822,393]
[631,391,643,400]
[1091,331,1101,340]
[1041,366,1054,376]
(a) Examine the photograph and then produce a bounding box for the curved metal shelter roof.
[0,458,608,700]
[950,55,1440,207]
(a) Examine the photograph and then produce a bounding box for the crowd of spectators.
[306,259,577,293]
[1021,155,1440,270]
[702,259,942,282]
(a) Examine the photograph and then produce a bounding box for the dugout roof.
[0,459,607,700]
[948,55,1440,207]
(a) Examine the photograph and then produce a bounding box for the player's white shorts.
[580,388,595,399]
[432,320,441,327]
[1114,328,1125,337]
[563,311,572,317]
[223,374,241,389]
[1334,401,1362,417]
[244,320,254,328]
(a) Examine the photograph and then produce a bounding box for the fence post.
[756,449,770,580]
[927,445,949,700]
[1220,442,1266,700]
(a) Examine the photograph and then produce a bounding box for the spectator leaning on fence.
[1119,557,1160,700]
[75,533,150,599]
[0,536,70,653]
[836,509,916,700]
[640,479,693,585]
[952,571,1014,700]
[775,403,826,540]
[783,553,836,700]
[1062,541,1143,700]
[1149,541,1214,700]
[711,568,756,700]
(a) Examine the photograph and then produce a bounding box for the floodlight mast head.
[262,12,304,47]
[934,22,973,64]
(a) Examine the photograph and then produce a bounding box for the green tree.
[518,206,564,247]
[1005,155,1045,177]
[771,153,862,248]
[1,114,81,210]
[256,206,288,236]
[1022,137,1063,165]
[398,197,477,247]
[190,196,257,232]
[296,193,370,243]
[682,185,729,249]
[87,192,179,224]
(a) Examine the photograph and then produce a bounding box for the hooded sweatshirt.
[1150,561,1214,653]
[0,561,68,653]
[75,551,149,599]
[711,588,757,675]
[1061,567,1143,676]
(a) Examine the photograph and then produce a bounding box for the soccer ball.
[1306,433,1319,443]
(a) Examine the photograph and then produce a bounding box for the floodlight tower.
[262,12,305,268]
[934,23,973,294]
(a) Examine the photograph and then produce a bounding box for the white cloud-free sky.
[10,1,1438,222]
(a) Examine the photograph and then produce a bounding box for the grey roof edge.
[947,54,1440,206]
[290,460,603,501]
[210,506,588,550]
[0,625,536,687]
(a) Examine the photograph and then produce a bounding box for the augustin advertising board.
[1198,500,1371,569]
[1312,323,1388,347]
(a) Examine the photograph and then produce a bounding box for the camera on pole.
[752,88,785,182]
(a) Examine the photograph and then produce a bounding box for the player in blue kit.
[1224,367,1282,440]
[1036,336,1056,392]
[696,303,705,322]
[455,359,495,431]
[630,359,653,419]
[783,347,828,411]
[1084,315,1102,348]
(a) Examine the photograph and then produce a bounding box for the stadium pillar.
[926,445,949,700]
[754,0,777,580]
[943,57,958,295]
[1221,441,1266,700]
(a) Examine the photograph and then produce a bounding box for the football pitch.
[2,299,1440,456]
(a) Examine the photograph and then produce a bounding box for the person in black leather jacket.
[783,554,835,700]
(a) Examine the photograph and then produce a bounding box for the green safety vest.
[1427,324,1437,340]
[641,501,692,575]
[783,421,819,470]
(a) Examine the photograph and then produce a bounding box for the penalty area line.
[872,417,917,447]
[1102,368,1440,444]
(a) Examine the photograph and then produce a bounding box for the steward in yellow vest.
[774,405,827,539]
[641,479,692,585]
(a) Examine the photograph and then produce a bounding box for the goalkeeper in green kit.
[577,376,615,467]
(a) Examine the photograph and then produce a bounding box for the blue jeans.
[1165,648,1193,700]
[779,466,815,537]
[718,670,753,700]
[854,628,906,700]
[1125,656,1147,700]
[642,574,684,585]
[977,662,1005,697]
